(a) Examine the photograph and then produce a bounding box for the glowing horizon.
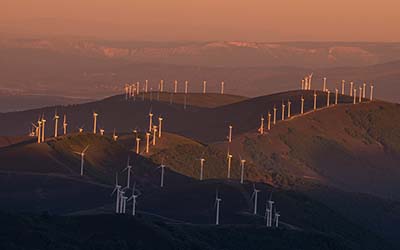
[1,0,399,42]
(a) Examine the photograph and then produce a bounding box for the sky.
[1,0,399,42]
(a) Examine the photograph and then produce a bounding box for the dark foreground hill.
[0,212,393,250]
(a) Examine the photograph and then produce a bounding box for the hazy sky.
[1,0,399,41]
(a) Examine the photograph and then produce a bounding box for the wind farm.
[1,1,400,249]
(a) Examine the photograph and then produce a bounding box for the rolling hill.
[1,90,400,249]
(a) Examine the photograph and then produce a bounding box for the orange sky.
[1,0,399,41]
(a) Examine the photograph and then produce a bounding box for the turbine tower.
[370,84,374,101]
[174,80,178,93]
[145,132,150,153]
[158,116,163,138]
[350,82,354,96]
[353,88,357,104]
[359,86,362,103]
[159,163,166,188]
[287,100,291,118]
[74,145,89,176]
[41,116,46,143]
[202,80,207,94]
[37,118,42,143]
[136,137,141,154]
[267,197,274,227]
[362,82,366,98]
[301,96,304,114]
[63,114,67,135]
[199,158,205,181]
[323,77,327,92]
[185,80,189,94]
[301,79,305,90]
[335,88,339,105]
[313,91,317,110]
[267,112,271,130]
[228,125,233,143]
[274,211,280,228]
[259,116,264,135]
[145,80,149,93]
[281,102,285,121]
[341,80,345,95]
[123,156,133,188]
[152,125,158,146]
[326,89,330,107]
[215,190,222,225]
[251,184,261,215]
[93,112,98,134]
[111,173,122,214]
[220,81,225,94]
[240,158,246,184]
[273,106,277,125]
[227,154,233,179]
[128,182,140,216]
[53,112,60,138]
[160,80,164,92]
[148,111,153,132]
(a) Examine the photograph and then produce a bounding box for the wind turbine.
[227,154,233,179]
[239,156,246,184]
[174,80,178,93]
[74,145,90,176]
[273,106,277,125]
[41,115,46,143]
[370,84,374,101]
[362,82,366,98]
[274,210,280,228]
[267,193,274,227]
[128,182,140,216]
[281,102,285,121]
[113,129,118,141]
[202,80,207,94]
[158,116,163,138]
[300,96,304,114]
[313,91,317,110]
[123,156,133,188]
[323,77,327,92]
[359,86,362,103]
[251,184,260,215]
[220,81,225,94]
[158,163,166,188]
[199,158,206,181]
[353,88,357,104]
[228,125,233,143]
[111,173,122,213]
[53,112,59,138]
[287,100,291,118]
[341,80,345,95]
[350,81,354,96]
[215,190,222,225]
[267,112,271,130]
[136,137,141,154]
[326,89,330,107]
[148,109,153,132]
[120,191,128,214]
[145,132,150,153]
[335,88,339,105]
[258,116,264,135]
[152,125,158,146]
[145,80,149,93]
[93,112,98,134]
[63,114,68,135]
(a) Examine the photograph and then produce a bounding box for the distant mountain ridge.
[2,37,400,67]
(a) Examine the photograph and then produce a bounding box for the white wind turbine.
[128,182,140,216]
[239,156,246,184]
[215,190,222,225]
[267,193,274,227]
[74,145,90,176]
[251,184,260,215]
[111,173,122,213]
[158,163,166,188]
[274,209,280,228]
[199,158,206,181]
[53,112,60,138]
[122,156,133,188]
